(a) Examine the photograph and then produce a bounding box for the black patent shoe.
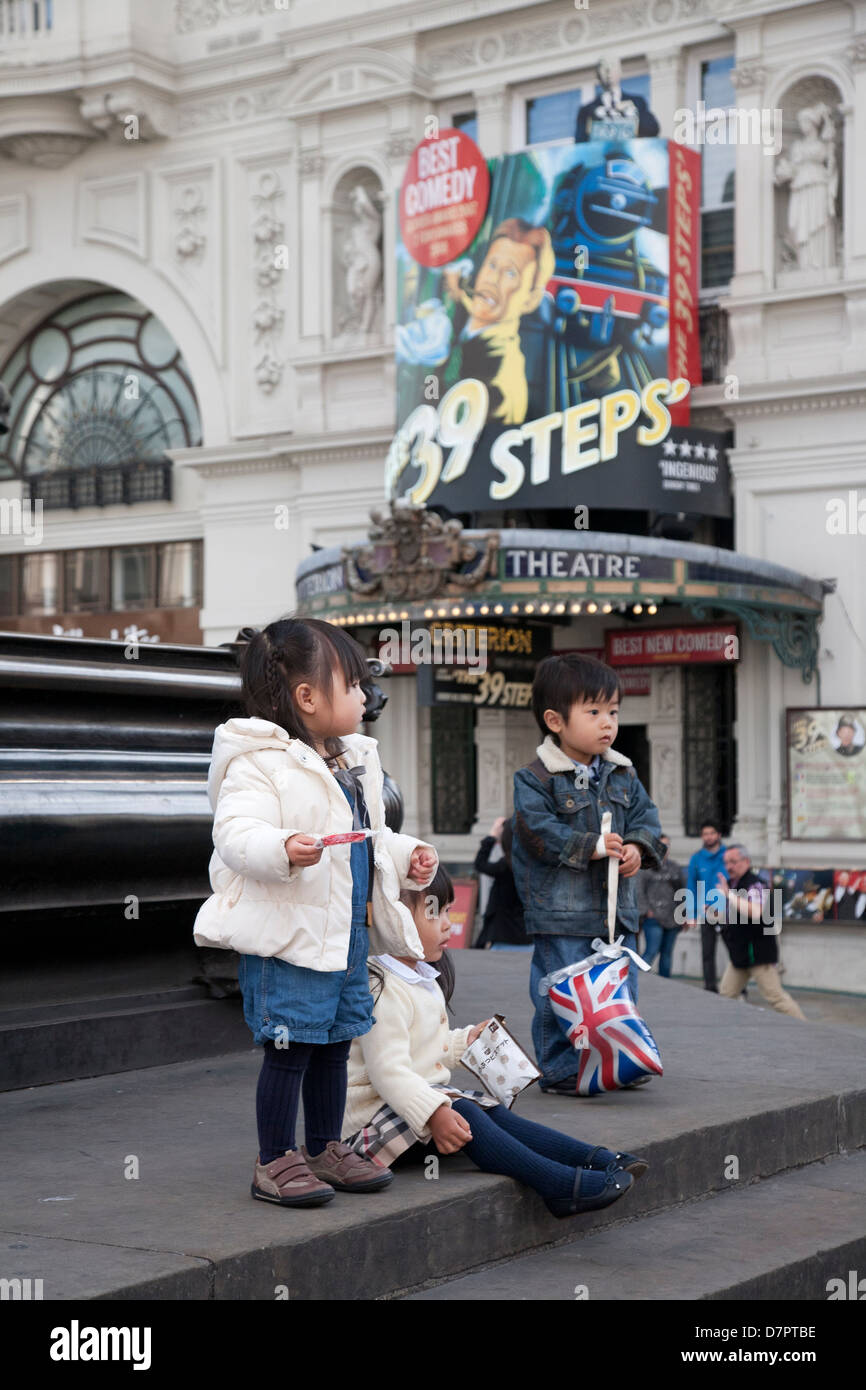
[545,1167,633,1218]
[583,1145,649,1180]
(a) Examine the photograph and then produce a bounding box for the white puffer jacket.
[193,717,437,971]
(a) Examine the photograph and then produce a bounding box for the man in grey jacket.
[636,835,686,977]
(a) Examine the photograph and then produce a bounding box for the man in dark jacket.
[474,817,530,948]
[710,845,806,1019]
[636,834,685,977]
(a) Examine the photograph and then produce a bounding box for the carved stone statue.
[775,104,838,271]
[337,184,383,335]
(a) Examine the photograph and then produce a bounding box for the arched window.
[0,290,201,508]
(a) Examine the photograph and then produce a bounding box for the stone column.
[472,708,509,836]
[727,50,769,302]
[474,86,508,160]
[648,666,684,838]
[647,49,684,140]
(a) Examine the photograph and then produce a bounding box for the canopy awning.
[295,505,832,683]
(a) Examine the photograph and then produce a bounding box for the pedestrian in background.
[474,816,530,950]
[685,819,728,992]
[636,834,685,978]
[710,845,806,1019]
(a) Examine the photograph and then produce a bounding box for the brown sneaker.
[301,1141,394,1193]
[251,1150,335,1207]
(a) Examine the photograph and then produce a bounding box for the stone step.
[0,991,248,1091]
[403,1149,866,1301]
[1,948,865,1299]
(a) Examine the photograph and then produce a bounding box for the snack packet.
[459,1015,540,1108]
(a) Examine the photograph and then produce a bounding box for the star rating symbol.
[692,441,706,459]
[662,439,678,456]
[678,439,693,458]
[707,445,719,462]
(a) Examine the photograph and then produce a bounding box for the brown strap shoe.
[252,1149,335,1207]
[301,1141,394,1192]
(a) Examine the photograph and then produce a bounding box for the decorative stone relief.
[331,168,384,341]
[654,666,681,718]
[653,741,679,810]
[423,0,733,75]
[174,185,207,261]
[774,79,842,275]
[0,134,92,169]
[175,0,272,32]
[80,88,174,142]
[177,83,291,134]
[250,170,286,394]
[385,134,417,160]
[299,152,324,177]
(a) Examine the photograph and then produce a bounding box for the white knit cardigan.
[341,962,474,1140]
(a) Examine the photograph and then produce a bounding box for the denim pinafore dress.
[238,771,375,1047]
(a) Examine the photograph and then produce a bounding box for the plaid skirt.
[345,1085,498,1167]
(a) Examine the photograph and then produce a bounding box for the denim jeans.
[529,932,640,1085]
[641,918,680,978]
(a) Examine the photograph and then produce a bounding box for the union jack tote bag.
[540,938,663,1095]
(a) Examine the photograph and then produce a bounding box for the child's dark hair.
[531,653,622,742]
[240,617,368,760]
[369,865,456,1008]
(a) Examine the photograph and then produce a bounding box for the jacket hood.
[207,717,377,809]
[536,733,632,774]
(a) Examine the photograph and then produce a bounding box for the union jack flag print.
[548,954,663,1095]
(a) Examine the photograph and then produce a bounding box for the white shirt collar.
[375,954,441,992]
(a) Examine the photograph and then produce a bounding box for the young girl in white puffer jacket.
[194,617,439,1208]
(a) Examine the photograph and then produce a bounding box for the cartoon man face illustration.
[466,236,542,331]
[443,217,554,425]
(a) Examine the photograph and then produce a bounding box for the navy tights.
[256,1038,351,1164]
[433,1101,617,1202]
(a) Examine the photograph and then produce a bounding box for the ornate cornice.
[422,0,734,76]
[0,133,92,169]
[723,388,866,419]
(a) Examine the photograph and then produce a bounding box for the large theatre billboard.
[387,130,729,517]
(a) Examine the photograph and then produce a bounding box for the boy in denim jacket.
[512,653,666,1095]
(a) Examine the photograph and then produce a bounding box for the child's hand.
[592,832,623,860]
[467,1018,494,1045]
[408,846,436,882]
[618,844,642,878]
[489,816,506,839]
[285,834,324,867]
[428,1103,472,1154]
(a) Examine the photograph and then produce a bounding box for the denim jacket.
[512,735,666,938]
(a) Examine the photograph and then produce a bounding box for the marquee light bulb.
[586,601,597,614]
[633,604,643,614]
[424,608,434,618]
[602,603,613,614]
[540,602,550,614]
[647,603,658,614]
[494,604,503,614]
[570,602,581,614]
[525,603,535,613]
[479,605,489,615]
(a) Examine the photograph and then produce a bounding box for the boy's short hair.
[531,653,622,742]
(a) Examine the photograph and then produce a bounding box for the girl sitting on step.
[341,866,649,1218]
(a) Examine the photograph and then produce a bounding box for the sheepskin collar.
[536,733,632,773]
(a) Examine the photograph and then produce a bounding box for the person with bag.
[193,617,439,1208]
[342,867,646,1217]
[637,835,686,977]
[511,653,666,1096]
[473,817,530,949]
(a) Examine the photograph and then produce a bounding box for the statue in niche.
[775,104,838,271]
[337,184,383,336]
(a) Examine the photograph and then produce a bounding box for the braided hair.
[239,616,368,759]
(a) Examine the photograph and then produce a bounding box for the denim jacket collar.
[536,734,633,776]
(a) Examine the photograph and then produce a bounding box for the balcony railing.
[699,301,730,385]
[28,461,173,511]
[0,0,53,39]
